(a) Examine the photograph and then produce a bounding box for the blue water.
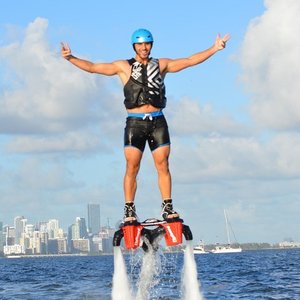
[0,249,300,299]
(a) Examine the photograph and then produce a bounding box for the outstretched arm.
[61,42,121,76]
[160,33,230,74]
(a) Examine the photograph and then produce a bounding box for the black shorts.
[124,114,171,152]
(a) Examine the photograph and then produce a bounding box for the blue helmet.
[131,28,153,45]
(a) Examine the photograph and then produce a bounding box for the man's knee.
[155,157,169,173]
[126,161,140,176]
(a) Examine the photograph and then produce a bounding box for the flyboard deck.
[113,217,193,252]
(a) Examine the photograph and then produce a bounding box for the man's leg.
[152,145,171,199]
[152,145,179,219]
[123,147,143,221]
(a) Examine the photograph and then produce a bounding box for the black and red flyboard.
[113,218,193,252]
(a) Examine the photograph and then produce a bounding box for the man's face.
[134,42,152,60]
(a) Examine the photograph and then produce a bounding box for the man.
[61,29,230,223]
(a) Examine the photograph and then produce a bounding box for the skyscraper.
[68,217,88,253]
[47,219,60,238]
[87,203,101,235]
[14,216,26,244]
[74,217,88,239]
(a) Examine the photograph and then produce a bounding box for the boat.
[181,240,208,254]
[6,255,22,259]
[211,209,242,254]
[193,241,208,254]
[210,244,242,254]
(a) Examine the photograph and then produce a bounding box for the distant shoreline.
[2,246,300,259]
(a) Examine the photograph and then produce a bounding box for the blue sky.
[1,0,300,244]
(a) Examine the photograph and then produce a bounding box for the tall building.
[47,219,63,238]
[76,217,88,238]
[68,217,88,253]
[87,203,101,235]
[48,238,67,254]
[14,216,26,244]
[70,217,88,240]
[5,226,15,246]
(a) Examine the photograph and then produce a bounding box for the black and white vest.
[123,58,167,109]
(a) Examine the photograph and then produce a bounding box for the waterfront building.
[47,219,61,238]
[97,226,114,254]
[101,237,113,253]
[67,217,88,253]
[72,238,90,253]
[5,226,15,246]
[31,231,42,254]
[48,238,67,254]
[279,241,300,248]
[4,244,24,255]
[14,216,26,245]
[90,235,102,253]
[38,219,64,240]
[40,232,49,254]
[56,238,67,254]
[25,224,35,236]
[38,221,48,234]
[74,217,88,239]
[87,203,101,235]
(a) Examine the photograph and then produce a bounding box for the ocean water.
[0,248,300,300]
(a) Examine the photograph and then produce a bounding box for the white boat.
[182,241,208,254]
[193,241,208,254]
[211,209,242,254]
[6,255,22,259]
[211,244,242,254]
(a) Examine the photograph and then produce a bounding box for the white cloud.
[0,17,124,153]
[171,131,300,184]
[167,97,249,137]
[0,18,117,133]
[5,131,107,154]
[0,157,83,191]
[239,0,300,130]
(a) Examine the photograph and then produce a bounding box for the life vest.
[123,58,167,109]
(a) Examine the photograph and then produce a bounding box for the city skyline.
[1,211,299,257]
[1,203,102,232]
[0,203,113,256]
[1,210,298,247]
